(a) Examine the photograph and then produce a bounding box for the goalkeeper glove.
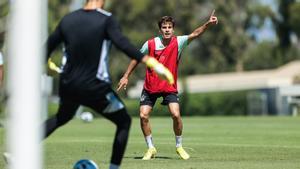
[48,59,62,73]
[145,57,174,84]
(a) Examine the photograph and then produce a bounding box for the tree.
[188,0,267,72]
[0,0,9,48]
[276,0,295,49]
[48,0,72,32]
[289,2,300,39]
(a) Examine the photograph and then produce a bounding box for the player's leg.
[165,94,190,160]
[140,105,153,139]
[140,105,157,160]
[168,102,182,136]
[44,97,80,138]
[102,109,131,168]
[86,90,130,169]
[139,89,157,160]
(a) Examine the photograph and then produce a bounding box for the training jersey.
[140,35,188,93]
[47,8,144,97]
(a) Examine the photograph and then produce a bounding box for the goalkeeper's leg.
[44,98,79,138]
[102,108,131,167]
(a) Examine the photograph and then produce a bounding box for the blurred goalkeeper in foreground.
[44,0,173,169]
[118,11,218,160]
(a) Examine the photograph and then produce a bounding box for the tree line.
[0,0,300,94]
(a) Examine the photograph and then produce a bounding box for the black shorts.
[140,89,179,107]
[59,87,125,116]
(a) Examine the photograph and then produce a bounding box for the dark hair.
[157,16,175,29]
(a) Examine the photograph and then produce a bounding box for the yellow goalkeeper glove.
[145,57,174,84]
[48,58,62,73]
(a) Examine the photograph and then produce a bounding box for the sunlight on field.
[1,116,300,169]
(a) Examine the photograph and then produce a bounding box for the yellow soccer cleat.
[142,147,157,160]
[176,146,190,160]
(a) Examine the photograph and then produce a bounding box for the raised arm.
[188,10,218,43]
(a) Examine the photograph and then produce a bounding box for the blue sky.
[253,0,277,42]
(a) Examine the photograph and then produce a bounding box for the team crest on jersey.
[159,55,166,62]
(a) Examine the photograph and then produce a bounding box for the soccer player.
[117,11,218,160]
[43,0,174,169]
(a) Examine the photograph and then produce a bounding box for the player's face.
[160,22,174,39]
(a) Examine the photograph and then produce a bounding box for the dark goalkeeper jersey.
[46,8,144,97]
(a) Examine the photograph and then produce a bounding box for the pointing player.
[118,11,218,160]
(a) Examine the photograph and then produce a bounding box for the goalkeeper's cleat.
[142,147,157,160]
[145,57,174,85]
[176,146,190,160]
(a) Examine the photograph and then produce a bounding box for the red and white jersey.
[140,35,188,93]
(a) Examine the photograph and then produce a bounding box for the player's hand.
[209,9,218,25]
[117,76,128,91]
[145,57,174,85]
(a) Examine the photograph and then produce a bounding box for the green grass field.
[1,116,300,169]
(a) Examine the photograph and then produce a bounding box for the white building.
[128,60,300,116]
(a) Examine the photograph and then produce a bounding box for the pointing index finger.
[211,9,215,17]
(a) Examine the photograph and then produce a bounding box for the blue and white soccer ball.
[80,112,94,123]
[73,159,99,169]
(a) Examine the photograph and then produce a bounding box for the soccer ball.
[80,112,94,123]
[73,159,99,169]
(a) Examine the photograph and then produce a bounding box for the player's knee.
[140,111,149,122]
[171,112,181,120]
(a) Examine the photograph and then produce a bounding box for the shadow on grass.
[124,156,173,160]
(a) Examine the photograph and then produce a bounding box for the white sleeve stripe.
[96,8,112,16]
[96,40,111,83]
[0,52,3,65]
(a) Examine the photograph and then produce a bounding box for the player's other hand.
[117,76,128,91]
[145,57,174,85]
[209,9,218,25]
